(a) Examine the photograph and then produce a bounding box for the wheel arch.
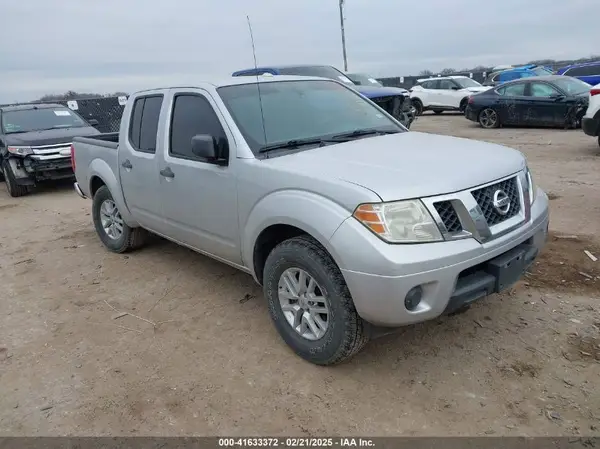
[243,191,352,284]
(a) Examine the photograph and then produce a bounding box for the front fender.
[242,190,353,280]
[88,158,139,227]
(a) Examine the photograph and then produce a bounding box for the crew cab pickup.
[72,76,549,365]
[0,103,100,197]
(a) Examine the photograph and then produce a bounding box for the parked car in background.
[582,83,600,147]
[0,103,100,197]
[346,73,384,87]
[465,75,591,129]
[483,70,506,87]
[409,76,490,115]
[231,64,416,128]
[496,64,553,85]
[71,76,548,365]
[556,61,600,87]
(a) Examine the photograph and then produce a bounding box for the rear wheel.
[411,99,423,116]
[478,108,500,129]
[263,235,370,365]
[92,185,148,253]
[2,160,30,197]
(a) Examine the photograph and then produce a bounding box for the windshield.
[1,107,88,133]
[277,66,356,85]
[532,67,553,76]
[553,77,591,95]
[454,78,483,88]
[218,80,404,155]
[347,73,383,87]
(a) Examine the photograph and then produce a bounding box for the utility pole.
[339,0,348,71]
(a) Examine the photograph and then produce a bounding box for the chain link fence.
[1,96,127,133]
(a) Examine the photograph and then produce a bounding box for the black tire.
[433,110,443,115]
[597,136,600,148]
[2,160,30,197]
[411,99,423,116]
[92,185,147,253]
[263,235,370,365]
[478,108,500,129]
[459,98,468,113]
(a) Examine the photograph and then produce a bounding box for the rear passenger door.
[419,80,439,106]
[158,90,241,265]
[118,94,166,232]
[495,82,530,125]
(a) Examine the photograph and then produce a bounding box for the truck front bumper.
[329,188,549,327]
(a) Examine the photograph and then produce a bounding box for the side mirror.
[451,86,461,90]
[551,94,565,101]
[88,118,99,126]
[191,134,217,160]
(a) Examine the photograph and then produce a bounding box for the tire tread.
[265,235,370,365]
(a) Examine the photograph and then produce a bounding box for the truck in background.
[0,103,100,197]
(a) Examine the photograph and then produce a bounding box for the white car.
[409,76,491,115]
[582,83,600,147]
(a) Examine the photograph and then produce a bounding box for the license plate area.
[485,244,538,292]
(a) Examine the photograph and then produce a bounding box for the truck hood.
[3,126,100,146]
[265,132,525,201]
[355,85,409,98]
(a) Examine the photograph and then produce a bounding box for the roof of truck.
[0,103,64,111]
[131,75,335,95]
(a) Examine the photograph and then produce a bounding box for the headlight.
[7,146,33,156]
[353,200,443,243]
[526,167,536,205]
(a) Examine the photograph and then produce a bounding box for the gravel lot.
[1,114,599,436]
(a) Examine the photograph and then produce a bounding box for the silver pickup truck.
[72,75,549,365]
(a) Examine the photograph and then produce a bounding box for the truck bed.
[72,133,120,198]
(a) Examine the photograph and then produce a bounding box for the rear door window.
[497,83,526,96]
[129,95,163,153]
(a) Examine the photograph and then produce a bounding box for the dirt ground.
[1,114,599,437]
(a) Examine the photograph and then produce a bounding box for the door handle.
[121,159,132,169]
[159,167,175,178]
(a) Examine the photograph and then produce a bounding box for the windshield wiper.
[329,128,399,141]
[4,130,30,134]
[259,137,332,153]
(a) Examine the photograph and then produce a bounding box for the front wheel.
[478,108,500,129]
[263,236,370,365]
[92,185,148,253]
[2,160,30,197]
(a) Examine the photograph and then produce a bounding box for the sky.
[1,0,598,103]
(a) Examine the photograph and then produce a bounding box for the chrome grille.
[434,201,462,233]
[471,177,520,226]
[30,143,72,161]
